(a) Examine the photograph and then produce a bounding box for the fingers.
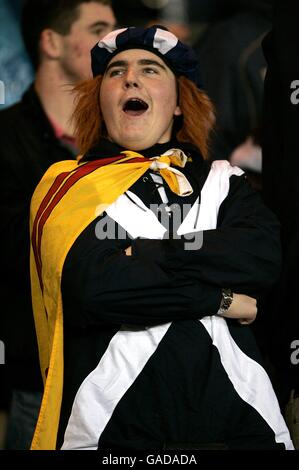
[238,314,257,325]
[226,293,257,319]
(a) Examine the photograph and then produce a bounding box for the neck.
[35,61,77,137]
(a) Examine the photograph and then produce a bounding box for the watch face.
[217,289,233,316]
[222,289,233,310]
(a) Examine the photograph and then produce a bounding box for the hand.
[222,293,257,325]
[125,246,132,256]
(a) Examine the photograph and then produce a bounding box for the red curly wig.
[72,75,215,160]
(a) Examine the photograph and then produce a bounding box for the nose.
[125,80,139,89]
[123,68,140,89]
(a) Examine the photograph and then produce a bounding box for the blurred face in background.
[58,2,116,81]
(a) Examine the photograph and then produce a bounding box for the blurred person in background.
[0,0,33,109]
[146,0,191,43]
[0,0,33,448]
[194,0,272,186]
[112,0,192,42]
[0,0,115,449]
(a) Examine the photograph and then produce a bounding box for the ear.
[39,28,64,60]
[174,105,182,116]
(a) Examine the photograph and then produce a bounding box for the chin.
[117,135,154,151]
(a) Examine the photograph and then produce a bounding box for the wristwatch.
[216,288,233,317]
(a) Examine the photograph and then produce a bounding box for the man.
[30,26,293,450]
[0,0,115,450]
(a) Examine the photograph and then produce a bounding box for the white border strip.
[62,325,171,449]
[200,316,294,450]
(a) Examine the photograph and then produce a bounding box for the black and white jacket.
[58,139,293,450]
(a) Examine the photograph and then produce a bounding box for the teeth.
[131,98,145,104]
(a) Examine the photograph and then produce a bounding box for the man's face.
[100,49,182,150]
[59,2,116,81]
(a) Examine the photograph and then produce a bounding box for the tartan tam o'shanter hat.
[91,25,203,89]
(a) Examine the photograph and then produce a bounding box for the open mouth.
[123,98,149,116]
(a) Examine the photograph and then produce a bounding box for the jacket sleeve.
[61,220,222,328]
[131,174,282,296]
[0,144,34,359]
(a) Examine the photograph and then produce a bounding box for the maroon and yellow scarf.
[30,150,191,449]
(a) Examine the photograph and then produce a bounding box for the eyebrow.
[88,21,112,31]
[105,58,167,74]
